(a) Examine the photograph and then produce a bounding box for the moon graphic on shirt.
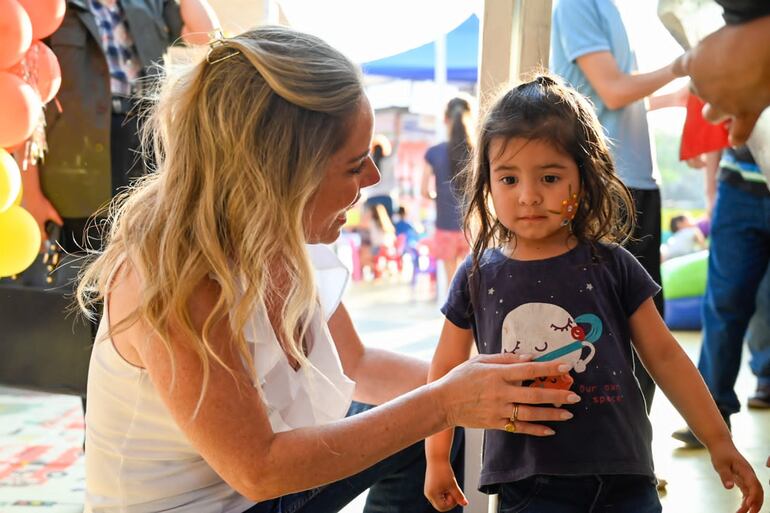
[501,302,600,373]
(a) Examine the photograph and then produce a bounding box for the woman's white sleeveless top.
[84,245,355,512]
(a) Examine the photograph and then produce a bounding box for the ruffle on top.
[244,244,356,433]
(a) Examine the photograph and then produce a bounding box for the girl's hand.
[433,353,579,435]
[709,441,764,513]
[424,461,467,512]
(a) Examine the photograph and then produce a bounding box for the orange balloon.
[0,0,33,69]
[0,72,42,149]
[35,42,61,104]
[16,0,66,40]
[8,41,62,104]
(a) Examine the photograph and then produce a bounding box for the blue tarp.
[362,15,479,83]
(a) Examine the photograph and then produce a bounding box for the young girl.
[424,75,764,513]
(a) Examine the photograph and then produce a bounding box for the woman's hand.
[432,353,579,435]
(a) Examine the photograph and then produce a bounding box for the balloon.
[0,0,33,69]
[0,72,42,148]
[11,41,62,104]
[0,205,40,277]
[35,42,61,103]
[16,0,66,40]
[13,185,24,207]
[0,149,22,213]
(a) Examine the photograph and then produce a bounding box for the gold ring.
[511,403,520,422]
[504,421,516,433]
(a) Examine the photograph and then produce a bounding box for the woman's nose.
[363,156,381,187]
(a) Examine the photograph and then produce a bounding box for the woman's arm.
[426,320,474,462]
[328,303,429,404]
[421,164,435,200]
[113,266,581,502]
[20,162,63,242]
[179,0,219,45]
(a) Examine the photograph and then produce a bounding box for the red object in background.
[679,93,730,161]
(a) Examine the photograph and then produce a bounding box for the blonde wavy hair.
[77,26,365,403]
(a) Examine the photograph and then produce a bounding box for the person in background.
[364,134,397,218]
[422,96,474,290]
[746,269,770,410]
[358,202,396,280]
[550,0,687,414]
[394,205,419,248]
[676,0,770,479]
[674,1,770,146]
[673,147,770,448]
[22,0,218,254]
[76,26,581,512]
[661,214,707,261]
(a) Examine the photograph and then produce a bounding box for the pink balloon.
[0,72,42,148]
[16,0,66,40]
[0,0,33,69]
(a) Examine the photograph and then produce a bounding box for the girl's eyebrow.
[491,164,518,173]
[491,162,567,173]
[540,163,568,170]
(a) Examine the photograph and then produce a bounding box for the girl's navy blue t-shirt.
[441,242,660,491]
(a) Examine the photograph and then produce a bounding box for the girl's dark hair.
[462,74,635,273]
[446,96,472,199]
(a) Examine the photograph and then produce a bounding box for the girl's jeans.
[497,474,660,513]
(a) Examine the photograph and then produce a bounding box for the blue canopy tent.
[361,14,479,83]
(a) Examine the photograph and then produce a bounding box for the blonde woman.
[78,26,579,513]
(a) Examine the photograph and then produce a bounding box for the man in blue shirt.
[550,0,686,412]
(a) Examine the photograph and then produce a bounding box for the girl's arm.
[424,320,475,510]
[114,264,578,502]
[629,299,729,446]
[328,303,428,405]
[630,298,764,512]
[426,320,475,465]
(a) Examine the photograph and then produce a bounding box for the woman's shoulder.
[425,142,448,162]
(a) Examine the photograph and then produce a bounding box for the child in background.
[661,214,707,261]
[424,75,763,513]
[393,206,419,248]
[358,203,396,279]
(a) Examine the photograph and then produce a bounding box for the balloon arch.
[0,0,65,277]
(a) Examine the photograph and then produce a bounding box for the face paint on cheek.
[547,184,579,227]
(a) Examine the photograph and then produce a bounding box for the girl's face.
[305,98,380,244]
[488,137,581,256]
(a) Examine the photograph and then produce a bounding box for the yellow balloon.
[0,205,41,277]
[0,148,22,213]
[14,183,23,206]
